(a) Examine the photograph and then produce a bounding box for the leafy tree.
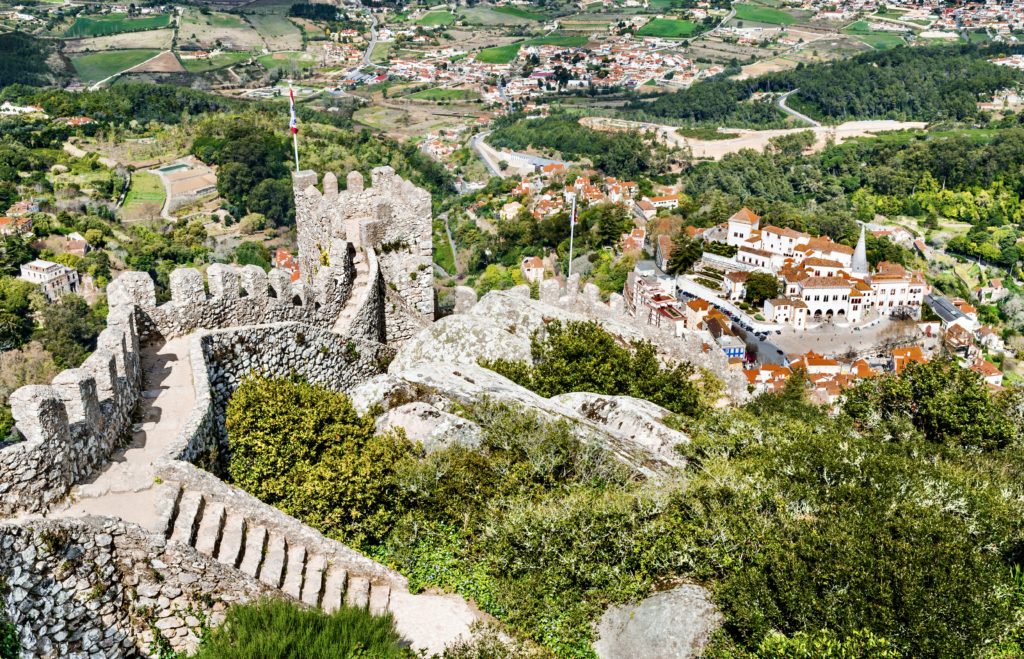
[33,295,104,369]
[248,179,294,228]
[743,272,781,306]
[665,229,703,275]
[0,276,38,351]
[226,376,414,546]
[841,358,1016,451]
[0,234,37,277]
[234,241,271,270]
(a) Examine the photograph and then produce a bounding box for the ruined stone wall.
[172,322,395,464]
[108,260,355,345]
[0,306,140,516]
[293,167,434,343]
[0,517,272,658]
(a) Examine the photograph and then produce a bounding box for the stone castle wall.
[0,516,273,658]
[0,306,140,516]
[0,168,444,656]
[293,166,434,342]
[108,260,356,345]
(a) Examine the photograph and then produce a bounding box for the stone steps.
[162,485,393,616]
[333,252,372,333]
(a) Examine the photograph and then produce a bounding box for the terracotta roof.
[970,358,1001,378]
[800,276,852,289]
[729,207,760,225]
[686,298,710,312]
[522,256,543,269]
[801,236,854,256]
[802,257,844,268]
[891,346,927,374]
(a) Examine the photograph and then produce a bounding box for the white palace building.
[714,208,929,329]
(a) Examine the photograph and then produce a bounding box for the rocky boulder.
[376,402,483,452]
[550,393,688,465]
[593,584,723,659]
[389,314,530,374]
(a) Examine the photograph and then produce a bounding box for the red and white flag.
[288,87,298,135]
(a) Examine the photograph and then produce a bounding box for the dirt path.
[53,337,194,532]
[580,116,928,160]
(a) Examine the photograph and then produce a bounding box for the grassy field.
[636,17,698,37]
[461,6,536,25]
[181,51,251,72]
[733,3,797,25]
[370,42,391,63]
[476,35,588,63]
[258,50,315,69]
[842,21,906,49]
[65,13,170,38]
[71,49,160,81]
[408,87,479,101]
[202,11,247,28]
[418,11,455,26]
[247,13,302,50]
[476,42,521,63]
[491,5,549,20]
[121,171,166,221]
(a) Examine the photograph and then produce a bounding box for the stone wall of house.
[293,167,434,343]
[172,322,395,465]
[0,516,273,658]
[0,305,140,516]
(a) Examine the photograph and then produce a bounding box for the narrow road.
[471,131,504,178]
[778,89,821,127]
[362,7,379,67]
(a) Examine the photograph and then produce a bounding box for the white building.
[20,259,79,302]
[726,207,760,247]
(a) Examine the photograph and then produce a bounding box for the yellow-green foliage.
[226,375,415,546]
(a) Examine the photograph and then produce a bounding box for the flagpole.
[567,193,576,278]
[289,83,300,172]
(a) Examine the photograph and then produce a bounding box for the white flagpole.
[567,193,576,278]
[289,83,300,172]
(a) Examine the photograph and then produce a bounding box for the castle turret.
[852,223,869,276]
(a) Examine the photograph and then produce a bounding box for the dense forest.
[225,326,1024,658]
[488,113,668,179]
[637,44,1024,124]
[0,32,69,88]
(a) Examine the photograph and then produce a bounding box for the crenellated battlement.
[0,305,141,515]
[293,166,434,343]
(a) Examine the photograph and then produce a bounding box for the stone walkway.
[53,337,194,532]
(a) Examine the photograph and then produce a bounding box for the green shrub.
[482,320,710,416]
[225,376,415,547]
[0,613,16,659]
[193,599,410,659]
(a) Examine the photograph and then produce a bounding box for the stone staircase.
[162,484,392,615]
[333,249,372,335]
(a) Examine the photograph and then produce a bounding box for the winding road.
[361,5,379,67]
[778,89,821,127]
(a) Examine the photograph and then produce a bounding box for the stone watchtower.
[292,166,434,343]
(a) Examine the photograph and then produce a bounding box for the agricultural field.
[70,48,160,82]
[64,12,171,38]
[491,5,550,20]
[842,22,907,49]
[178,8,264,51]
[63,29,175,53]
[370,42,391,63]
[476,35,588,64]
[461,5,541,25]
[417,11,455,26]
[180,50,251,72]
[246,12,303,51]
[407,87,479,101]
[636,17,698,37]
[257,50,315,70]
[120,171,166,222]
[733,3,797,25]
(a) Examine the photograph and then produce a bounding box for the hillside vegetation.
[637,45,1024,124]
[225,322,1024,658]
